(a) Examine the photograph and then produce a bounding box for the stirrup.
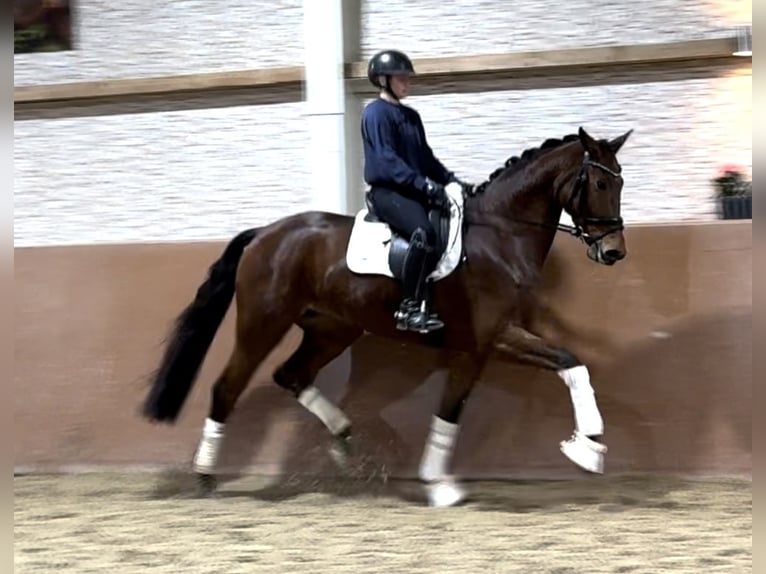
[399,302,444,334]
[394,298,418,323]
[409,312,444,334]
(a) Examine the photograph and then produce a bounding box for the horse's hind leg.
[272,311,363,467]
[193,308,296,494]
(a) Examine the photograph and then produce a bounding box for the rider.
[361,49,471,334]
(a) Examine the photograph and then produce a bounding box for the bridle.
[463,150,625,244]
[557,151,624,245]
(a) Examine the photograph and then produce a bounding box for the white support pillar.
[303,0,350,215]
[343,84,364,214]
[341,0,364,215]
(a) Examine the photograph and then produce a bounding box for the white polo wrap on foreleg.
[298,385,351,436]
[419,415,459,482]
[193,418,225,474]
[558,365,604,437]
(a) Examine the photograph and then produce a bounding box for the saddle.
[345,182,466,282]
[363,194,451,281]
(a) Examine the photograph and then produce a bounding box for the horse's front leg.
[419,352,484,507]
[493,324,607,474]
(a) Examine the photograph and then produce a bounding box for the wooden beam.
[15,66,304,104]
[399,58,745,98]
[13,85,305,121]
[345,37,743,79]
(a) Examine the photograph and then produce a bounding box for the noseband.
[558,152,624,245]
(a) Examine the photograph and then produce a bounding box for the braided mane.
[473,134,580,195]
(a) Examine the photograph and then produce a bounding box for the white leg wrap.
[298,385,351,436]
[193,418,225,475]
[560,431,607,473]
[418,416,459,482]
[419,416,466,507]
[557,365,604,437]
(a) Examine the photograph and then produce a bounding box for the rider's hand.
[448,173,476,196]
[425,179,449,211]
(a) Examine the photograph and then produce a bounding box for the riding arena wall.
[14,0,751,479]
[14,222,752,479]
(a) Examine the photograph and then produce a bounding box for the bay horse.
[142,126,633,506]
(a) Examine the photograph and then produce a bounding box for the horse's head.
[563,127,633,266]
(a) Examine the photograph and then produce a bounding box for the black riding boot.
[394,228,444,333]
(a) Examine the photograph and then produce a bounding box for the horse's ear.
[578,126,597,151]
[609,129,634,154]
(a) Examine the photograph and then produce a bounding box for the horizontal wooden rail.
[347,37,743,78]
[15,66,305,104]
[15,37,748,107]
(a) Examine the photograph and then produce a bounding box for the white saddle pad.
[345,182,465,281]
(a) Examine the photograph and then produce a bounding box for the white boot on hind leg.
[298,386,351,436]
[297,386,353,471]
[193,418,225,475]
[560,431,607,474]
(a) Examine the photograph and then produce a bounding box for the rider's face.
[388,74,410,99]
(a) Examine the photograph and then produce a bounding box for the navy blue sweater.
[361,98,452,201]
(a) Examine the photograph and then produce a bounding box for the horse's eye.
[596,180,607,190]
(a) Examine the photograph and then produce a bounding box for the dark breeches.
[368,187,436,247]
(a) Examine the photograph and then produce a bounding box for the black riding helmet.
[367,50,415,99]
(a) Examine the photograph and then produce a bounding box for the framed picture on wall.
[14,0,72,54]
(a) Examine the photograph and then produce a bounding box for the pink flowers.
[713,164,751,198]
[717,163,746,177]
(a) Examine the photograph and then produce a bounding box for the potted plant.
[713,164,752,220]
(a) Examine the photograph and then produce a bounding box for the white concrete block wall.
[361,0,750,58]
[13,0,752,246]
[13,0,305,86]
[13,102,311,247]
[14,0,750,86]
[397,64,752,224]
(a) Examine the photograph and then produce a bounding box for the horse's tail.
[142,227,259,423]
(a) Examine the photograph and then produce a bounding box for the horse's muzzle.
[587,241,626,266]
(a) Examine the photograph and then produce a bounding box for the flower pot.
[719,195,752,220]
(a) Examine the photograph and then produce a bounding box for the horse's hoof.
[329,429,353,470]
[196,473,217,496]
[560,431,607,474]
[423,476,468,507]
